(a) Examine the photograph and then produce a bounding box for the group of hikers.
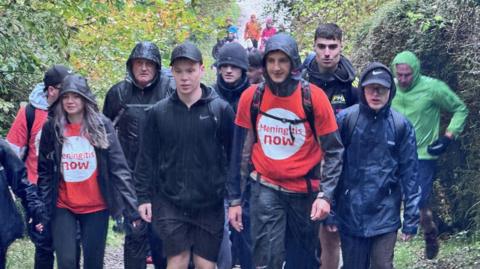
[0,21,468,269]
[212,14,280,61]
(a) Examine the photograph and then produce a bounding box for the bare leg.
[193,254,216,269]
[167,250,190,269]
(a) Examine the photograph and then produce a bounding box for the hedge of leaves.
[0,0,235,136]
[351,0,480,231]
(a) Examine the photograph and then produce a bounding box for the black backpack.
[250,80,318,143]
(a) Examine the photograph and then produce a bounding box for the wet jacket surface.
[37,116,139,224]
[135,85,235,209]
[103,70,174,170]
[302,54,358,113]
[0,139,43,248]
[335,63,420,237]
[391,51,468,159]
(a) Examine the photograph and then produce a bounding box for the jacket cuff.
[228,199,242,207]
[137,197,151,206]
[402,225,418,235]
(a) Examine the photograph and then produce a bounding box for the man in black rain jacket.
[103,41,174,269]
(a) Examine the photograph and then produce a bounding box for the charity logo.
[61,136,97,182]
[257,108,306,160]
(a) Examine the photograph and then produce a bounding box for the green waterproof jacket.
[391,51,468,160]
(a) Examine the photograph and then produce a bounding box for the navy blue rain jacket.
[335,62,420,237]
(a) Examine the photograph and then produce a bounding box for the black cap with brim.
[361,68,392,88]
[170,42,203,66]
[44,64,73,91]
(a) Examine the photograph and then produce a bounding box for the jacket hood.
[306,54,355,83]
[29,83,49,110]
[126,41,162,89]
[215,73,250,105]
[262,33,301,96]
[59,74,98,108]
[358,62,396,114]
[391,50,421,91]
[263,33,302,71]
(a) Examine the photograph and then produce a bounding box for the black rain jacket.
[135,85,234,209]
[103,43,174,170]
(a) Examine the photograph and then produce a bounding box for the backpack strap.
[390,109,406,146]
[300,79,317,141]
[345,104,360,147]
[250,82,266,143]
[23,103,36,161]
[112,84,133,128]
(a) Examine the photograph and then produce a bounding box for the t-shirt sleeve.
[234,85,256,129]
[6,106,28,156]
[310,84,338,136]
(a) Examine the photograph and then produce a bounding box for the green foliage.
[395,231,480,268]
[266,0,391,56]
[351,0,480,231]
[0,0,70,135]
[0,0,234,135]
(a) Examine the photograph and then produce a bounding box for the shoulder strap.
[23,103,36,161]
[345,104,360,147]
[250,81,318,144]
[112,85,133,128]
[250,82,266,143]
[300,80,317,141]
[390,110,406,146]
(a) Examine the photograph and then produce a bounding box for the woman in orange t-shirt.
[36,74,138,269]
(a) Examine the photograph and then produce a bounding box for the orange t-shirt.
[235,82,338,192]
[57,123,107,214]
[6,106,48,184]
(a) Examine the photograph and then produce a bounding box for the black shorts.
[151,196,224,262]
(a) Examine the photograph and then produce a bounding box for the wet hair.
[314,23,342,41]
[53,95,109,149]
[248,49,263,68]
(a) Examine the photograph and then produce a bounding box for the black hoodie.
[303,54,358,113]
[135,85,235,209]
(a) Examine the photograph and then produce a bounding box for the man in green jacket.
[391,50,468,260]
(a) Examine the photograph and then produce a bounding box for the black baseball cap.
[170,42,203,66]
[43,64,73,91]
[361,67,391,88]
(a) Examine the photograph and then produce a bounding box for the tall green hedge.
[351,0,480,231]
